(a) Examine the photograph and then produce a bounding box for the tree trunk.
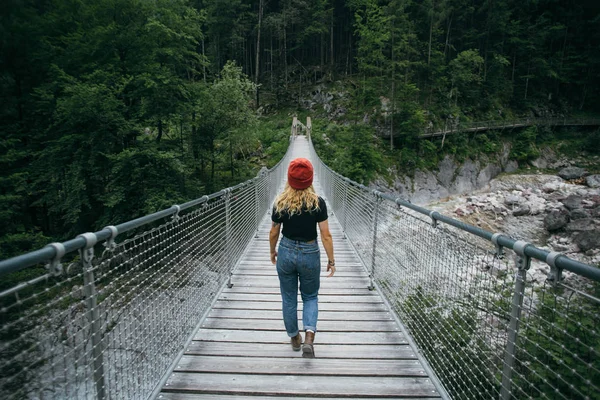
[270,31,274,91]
[557,26,568,97]
[202,38,206,83]
[511,51,516,83]
[156,119,163,143]
[255,0,264,108]
[391,18,395,150]
[330,8,334,70]
[428,0,434,66]
[284,28,288,88]
[524,63,531,100]
[230,136,234,178]
[444,15,452,60]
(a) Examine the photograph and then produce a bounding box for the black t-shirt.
[271,197,328,241]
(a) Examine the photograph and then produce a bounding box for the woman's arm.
[269,222,281,264]
[318,220,335,277]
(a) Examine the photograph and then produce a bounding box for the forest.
[1,0,599,259]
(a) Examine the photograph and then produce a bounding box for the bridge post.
[368,192,382,291]
[78,232,107,400]
[225,189,234,288]
[500,240,531,400]
[342,183,348,238]
[254,182,260,238]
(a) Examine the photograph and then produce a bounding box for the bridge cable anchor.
[45,242,66,277]
[545,251,564,287]
[429,211,440,228]
[102,225,119,254]
[491,233,505,259]
[171,205,181,223]
[77,232,98,265]
[512,240,531,271]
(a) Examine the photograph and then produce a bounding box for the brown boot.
[302,330,315,358]
[291,333,302,351]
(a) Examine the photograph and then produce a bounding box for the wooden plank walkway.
[160,136,442,399]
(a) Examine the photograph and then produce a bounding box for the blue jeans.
[276,236,321,337]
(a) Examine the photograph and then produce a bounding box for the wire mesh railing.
[308,118,600,400]
[0,134,295,400]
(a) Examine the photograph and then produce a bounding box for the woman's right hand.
[270,251,277,265]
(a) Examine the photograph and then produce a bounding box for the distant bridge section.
[420,117,600,139]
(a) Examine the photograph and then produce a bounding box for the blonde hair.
[274,183,320,217]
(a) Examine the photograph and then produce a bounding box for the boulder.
[504,195,521,206]
[557,167,587,180]
[586,175,600,188]
[573,230,600,252]
[565,218,595,232]
[591,207,600,218]
[544,211,569,231]
[569,208,590,220]
[561,194,583,210]
[513,205,531,216]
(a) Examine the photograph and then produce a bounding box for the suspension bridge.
[1,118,599,399]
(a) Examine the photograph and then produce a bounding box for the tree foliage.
[1,0,599,260]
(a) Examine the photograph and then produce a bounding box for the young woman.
[269,158,335,358]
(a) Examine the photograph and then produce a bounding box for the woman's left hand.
[270,251,277,265]
[326,263,336,277]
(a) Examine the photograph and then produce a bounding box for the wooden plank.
[219,293,384,303]
[207,308,392,321]
[185,341,415,359]
[212,300,388,312]
[193,329,407,345]
[229,276,372,287]
[201,318,400,332]
[234,269,365,277]
[175,355,427,377]
[163,373,441,398]
[235,262,364,269]
[160,394,442,400]
[223,286,379,295]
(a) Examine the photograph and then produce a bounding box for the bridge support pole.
[225,189,234,288]
[254,182,260,238]
[368,193,381,291]
[500,241,531,400]
[342,183,348,239]
[78,233,106,400]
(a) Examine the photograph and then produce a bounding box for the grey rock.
[71,285,84,300]
[569,208,590,220]
[586,175,600,188]
[558,167,587,180]
[591,207,600,218]
[573,230,600,252]
[504,160,519,173]
[450,160,479,194]
[565,218,595,232]
[561,194,583,210]
[478,164,502,188]
[544,211,569,231]
[504,195,521,206]
[513,205,531,216]
[531,157,548,169]
[437,156,457,188]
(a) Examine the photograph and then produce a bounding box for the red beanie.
[288,158,314,190]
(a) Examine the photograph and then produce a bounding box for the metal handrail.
[0,131,296,400]
[307,117,600,400]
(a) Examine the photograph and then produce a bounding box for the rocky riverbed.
[425,167,600,283]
